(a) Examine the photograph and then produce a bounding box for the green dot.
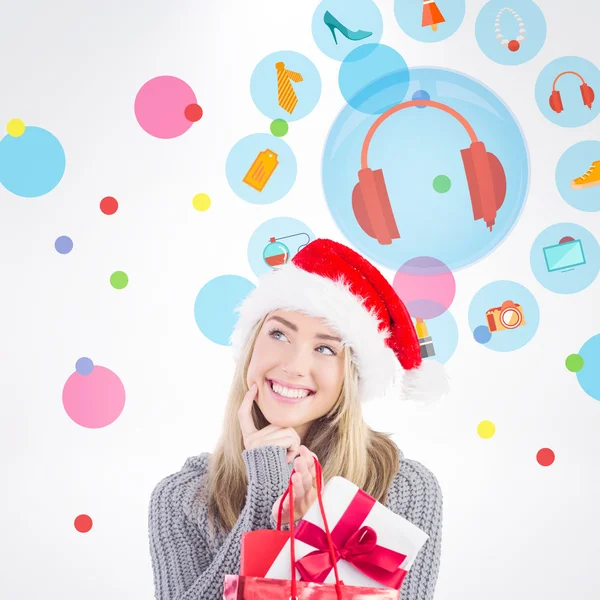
[565,353,584,373]
[433,175,451,193]
[270,119,288,137]
[110,271,128,289]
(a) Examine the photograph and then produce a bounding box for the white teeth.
[271,382,310,399]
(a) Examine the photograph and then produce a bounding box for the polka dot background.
[3,1,599,593]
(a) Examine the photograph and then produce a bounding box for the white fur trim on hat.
[400,359,450,405]
[230,262,398,403]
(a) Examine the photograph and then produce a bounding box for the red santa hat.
[230,238,449,404]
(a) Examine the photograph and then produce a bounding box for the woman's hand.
[272,445,322,526]
[238,383,302,464]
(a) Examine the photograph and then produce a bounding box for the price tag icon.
[243,149,279,192]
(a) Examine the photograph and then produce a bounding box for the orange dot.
[536,448,555,467]
[508,40,520,52]
[74,514,93,533]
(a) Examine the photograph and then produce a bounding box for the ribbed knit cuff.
[243,445,292,490]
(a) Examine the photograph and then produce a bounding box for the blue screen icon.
[543,237,587,273]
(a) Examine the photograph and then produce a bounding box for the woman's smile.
[265,378,315,404]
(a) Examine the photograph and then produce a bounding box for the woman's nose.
[282,348,311,377]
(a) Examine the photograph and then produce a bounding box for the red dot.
[184,103,203,122]
[536,448,555,467]
[100,196,118,215]
[508,40,520,52]
[74,514,93,533]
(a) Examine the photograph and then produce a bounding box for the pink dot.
[134,76,199,139]
[393,257,456,319]
[62,365,126,428]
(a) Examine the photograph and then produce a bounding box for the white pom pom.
[401,360,450,406]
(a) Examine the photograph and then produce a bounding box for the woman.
[148,238,446,600]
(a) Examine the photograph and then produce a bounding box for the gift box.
[264,476,429,590]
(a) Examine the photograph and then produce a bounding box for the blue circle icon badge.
[322,67,529,271]
[535,56,600,127]
[395,0,465,43]
[469,280,540,352]
[248,217,316,278]
[312,0,383,61]
[530,223,599,294]
[250,51,322,122]
[475,0,546,66]
[555,141,600,212]
[226,133,297,204]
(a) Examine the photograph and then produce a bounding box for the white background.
[0,1,599,598]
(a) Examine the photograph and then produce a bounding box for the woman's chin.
[261,410,301,428]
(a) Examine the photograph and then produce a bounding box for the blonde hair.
[206,313,401,535]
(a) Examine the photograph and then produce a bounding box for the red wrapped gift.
[227,457,400,600]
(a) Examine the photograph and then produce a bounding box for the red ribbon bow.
[293,488,408,589]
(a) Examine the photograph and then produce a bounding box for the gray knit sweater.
[148,445,443,600]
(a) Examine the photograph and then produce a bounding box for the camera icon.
[485,300,526,332]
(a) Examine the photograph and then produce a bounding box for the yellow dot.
[192,193,211,212]
[7,118,26,137]
[477,420,496,439]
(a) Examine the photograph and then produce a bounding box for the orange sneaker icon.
[571,160,600,189]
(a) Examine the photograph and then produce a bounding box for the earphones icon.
[549,71,595,114]
[352,99,507,246]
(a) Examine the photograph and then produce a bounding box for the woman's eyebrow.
[267,315,342,343]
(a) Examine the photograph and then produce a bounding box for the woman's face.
[246,309,345,440]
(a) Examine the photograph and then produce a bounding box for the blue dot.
[194,275,256,345]
[339,43,409,114]
[0,126,66,198]
[576,334,600,400]
[55,236,73,254]
[76,357,94,376]
[473,325,492,344]
[412,89,430,109]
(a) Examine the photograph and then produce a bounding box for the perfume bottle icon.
[263,233,311,269]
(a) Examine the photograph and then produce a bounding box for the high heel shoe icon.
[323,10,373,45]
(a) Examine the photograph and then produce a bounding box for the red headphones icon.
[352,99,507,246]
[549,71,595,114]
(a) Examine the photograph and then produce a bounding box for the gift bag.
[240,529,289,577]
[224,457,400,600]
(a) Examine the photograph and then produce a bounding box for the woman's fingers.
[294,456,313,493]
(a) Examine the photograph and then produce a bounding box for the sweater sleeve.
[393,458,443,600]
[148,445,292,600]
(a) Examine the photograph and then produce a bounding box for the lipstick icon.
[416,317,436,358]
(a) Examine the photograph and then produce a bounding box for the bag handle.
[277,456,344,600]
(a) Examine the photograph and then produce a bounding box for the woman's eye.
[317,345,335,356]
[269,329,287,341]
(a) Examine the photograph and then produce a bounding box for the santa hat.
[230,238,449,404]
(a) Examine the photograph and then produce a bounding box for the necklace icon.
[494,7,526,52]
[323,11,372,45]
